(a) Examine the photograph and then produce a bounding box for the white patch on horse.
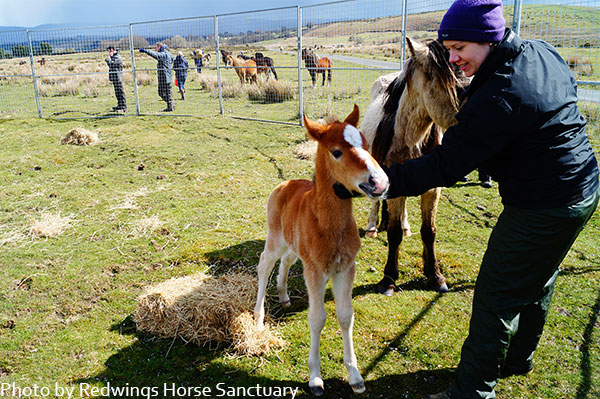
[343,125,364,148]
[355,148,382,176]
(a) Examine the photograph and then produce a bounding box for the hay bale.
[61,127,98,146]
[134,272,285,356]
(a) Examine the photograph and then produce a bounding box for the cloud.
[0,0,69,27]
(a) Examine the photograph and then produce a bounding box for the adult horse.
[254,52,278,81]
[302,48,332,86]
[254,105,389,395]
[220,50,257,84]
[361,37,470,295]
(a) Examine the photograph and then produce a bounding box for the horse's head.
[301,48,309,60]
[224,54,233,68]
[220,49,231,64]
[404,37,471,129]
[304,105,389,200]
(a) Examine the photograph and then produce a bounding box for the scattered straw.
[61,127,98,146]
[29,213,73,238]
[293,139,317,160]
[132,216,163,236]
[134,272,285,356]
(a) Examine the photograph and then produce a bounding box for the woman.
[173,51,189,100]
[382,0,599,398]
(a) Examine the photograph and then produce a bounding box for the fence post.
[297,6,303,126]
[26,29,42,118]
[400,0,408,66]
[215,15,224,115]
[512,0,522,35]
[129,24,141,116]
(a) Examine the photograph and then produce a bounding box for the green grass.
[0,115,598,398]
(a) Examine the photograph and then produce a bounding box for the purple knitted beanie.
[438,0,506,43]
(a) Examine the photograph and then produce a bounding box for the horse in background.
[254,105,389,396]
[254,52,278,80]
[220,50,257,84]
[302,48,332,86]
[361,37,470,295]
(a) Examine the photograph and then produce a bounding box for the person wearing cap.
[381,0,599,398]
[105,46,126,112]
[140,42,175,112]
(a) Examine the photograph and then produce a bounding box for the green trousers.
[447,188,599,399]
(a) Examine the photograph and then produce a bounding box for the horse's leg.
[376,197,407,296]
[321,71,325,86]
[327,68,332,85]
[277,250,298,306]
[332,266,365,393]
[310,71,316,87]
[401,201,412,237]
[305,266,328,396]
[365,200,380,238]
[420,188,448,292]
[254,237,287,330]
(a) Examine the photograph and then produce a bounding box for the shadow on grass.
[76,296,455,399]
[576,286,600,399]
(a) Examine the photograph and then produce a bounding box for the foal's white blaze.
[343,125,389,196]
[343,124,364,148]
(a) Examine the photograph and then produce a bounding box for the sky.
[0,0,328,28]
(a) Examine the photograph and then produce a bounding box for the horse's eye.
[331,149,343,159]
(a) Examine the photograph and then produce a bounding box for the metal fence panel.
[215,6,300,124]
[0,0,598,135]
[0,30,38,118]
[26,25,133,118]
[131,16,216,116]
[300,0,405,121]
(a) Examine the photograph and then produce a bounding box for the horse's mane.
[371,39,468,164]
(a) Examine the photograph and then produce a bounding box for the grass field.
[0,114,598,399]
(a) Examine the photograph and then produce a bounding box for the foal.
[254,105,389,396]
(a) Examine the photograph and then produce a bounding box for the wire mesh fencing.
[0,0,598,133]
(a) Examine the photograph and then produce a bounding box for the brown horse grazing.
[302,48,332,86]
[254,105,389,396]
[221,50,257,84]
[361,37,470,295]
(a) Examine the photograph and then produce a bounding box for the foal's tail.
[371,75,406,164]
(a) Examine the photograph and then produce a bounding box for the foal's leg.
[277,250,298,307]
[332,265,365,393]
[254,237,286,330]
[365,200,380,238]
[420,188,448,292]
[376,197,406,295]
[305,267,328,396]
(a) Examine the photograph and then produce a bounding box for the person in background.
[191,47,204,73]
[381,0,599,398]
[105,46,126,112]
[173,51,189,100]
[140,42,175,112]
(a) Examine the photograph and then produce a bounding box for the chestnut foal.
[254,105,389,396]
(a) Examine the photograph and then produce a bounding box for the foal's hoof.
[279,300,291,308]
[310,385,324,396]
[350,382,366,394]
[365,229,378,238]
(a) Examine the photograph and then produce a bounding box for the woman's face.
[443,41,493,77]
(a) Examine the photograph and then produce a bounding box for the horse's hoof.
[403,229,412,237]
[279,300,291,307]
[436,283,449,293]
[350,382,366,394]
[365,229,378,238]
[376,284,396,297]
[310,385,324,396]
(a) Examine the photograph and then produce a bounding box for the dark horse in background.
[301,48,332,86]
[233,51,278,81]
[361,38,470,295]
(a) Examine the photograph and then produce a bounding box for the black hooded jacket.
[385,29,599,209]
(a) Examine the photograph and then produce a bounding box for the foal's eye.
[331,149,343,159]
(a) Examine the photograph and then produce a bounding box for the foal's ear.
[304,115,326,141]
[343,104,360,127]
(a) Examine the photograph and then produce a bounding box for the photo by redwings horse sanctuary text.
[0,382,300,399]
